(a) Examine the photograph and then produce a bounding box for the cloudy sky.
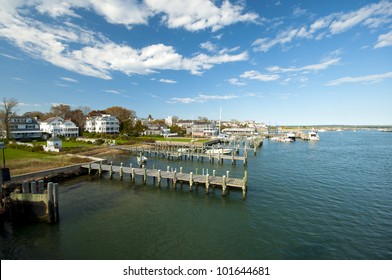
[1,0,391,125]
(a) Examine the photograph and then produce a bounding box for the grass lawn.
[4,148,91,176]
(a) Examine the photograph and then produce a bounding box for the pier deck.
[112,145,249,165]
[81,162,248,197]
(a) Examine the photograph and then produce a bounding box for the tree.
[23,111,47,121]
[50,104,71,119]
[0,97,18,139]
[68,109,86,131]
[105,106,135,123]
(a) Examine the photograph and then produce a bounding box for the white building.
[40,117,79,137]
[85,114,120,134]
[43,136,62,152]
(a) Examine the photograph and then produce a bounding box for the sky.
[0,0,391,125]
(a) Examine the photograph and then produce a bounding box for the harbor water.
[1,130,391,259]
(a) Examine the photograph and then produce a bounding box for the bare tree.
[49,104,71,119]
[0,97,18,139]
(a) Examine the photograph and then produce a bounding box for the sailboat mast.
[219,107,222,135]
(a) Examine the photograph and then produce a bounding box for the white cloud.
[0,52,21,60]
[104,90,121,94]
[60,77,78,83]
[168,94,238,104]
[253,1,392,52]
[159,78,177,84]
[146,0,259,32]
[17,0,258,31]
[374,30,392,48]
[326,71,392,86]
[0,4,248,79]
[200,41,218,52]
[240,70,280,81]
[227,78,246,86]
[267,58,340,73]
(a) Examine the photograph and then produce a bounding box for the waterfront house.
[8,116,42,140]
[143,124,171,136]
[85,114,120,134]
[40,117,79,138]
[222,127,256,136]
[191,121,218,138]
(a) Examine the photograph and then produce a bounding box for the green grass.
[5,148,54,160]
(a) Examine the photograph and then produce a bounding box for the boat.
[137,156,147,165]
[308,130,320,141]
[205,148,232,155]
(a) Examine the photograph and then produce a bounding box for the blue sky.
[1,0,391,125]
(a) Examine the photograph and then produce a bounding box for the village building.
[7,116,42,140]
[40,117,79,138]
[85,114,119,134]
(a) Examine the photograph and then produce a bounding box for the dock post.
[232,153,235,165]
[226,171,230,179]
[53,183,59,222]
[88,162,91,175]
[205,174,210,194]
[30,181,37,194]
[167,166,170,172]
[195,168,198,175]
[173,171,177,188]
[243,170,248,198]
[180,167,183,174]
[99,161,102,177]
[218,152,221,164]
[22,181,29,193]
[244,150,248,166]
[131,168,135,183]
[120,162,123,180]
[38,180,44,193]
[158,170,161,186]
[110,161,113,178]
[222,175,227,196]
[143,165,147,185]
[213,170,216,177]
[254,146,257,156]
[189,172,193,191]
[47,182,54,223]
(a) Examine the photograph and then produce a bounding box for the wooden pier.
[112,145,250,165]
[82,162,248,198]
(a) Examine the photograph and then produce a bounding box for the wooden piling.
[120,162,123,179]
[173,171,177,188]
[47,182,54,223]
[189,172,193,191]
[205,174,210,194]
[38,180,44,193]
[131,168,135,182]
[158,169,161,186]
[53,183,59,222]
[22,181,29,193]
[30,181,37,194]
[222,175,227,196]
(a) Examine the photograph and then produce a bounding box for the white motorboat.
[308,130,320,141]
[137,156,147,165]
[205,148,232,155]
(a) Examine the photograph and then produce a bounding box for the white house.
[44,136,62,152]
[40,117,79,137]
[85,114,120,134]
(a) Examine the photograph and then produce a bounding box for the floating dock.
[82,162,248,198]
